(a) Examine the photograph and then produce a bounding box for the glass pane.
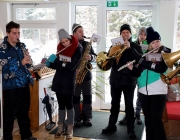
[20,28,57,65]
[75,6,98,102]
[105,10,152,105]
[176,7,180,50]
[75,6,97,37]
[16,8,56,20]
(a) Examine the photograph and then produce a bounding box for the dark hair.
[6,21,20,33]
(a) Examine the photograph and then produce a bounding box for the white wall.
[0,2,12,37]
[159,0,177,51]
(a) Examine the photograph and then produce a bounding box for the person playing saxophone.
[72,23,97,127]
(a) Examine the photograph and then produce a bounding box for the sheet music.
[111,36,124,46]
[91,33,102,44]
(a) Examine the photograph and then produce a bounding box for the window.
[176,6,180,51]
[13,4,57,65]
[75,5,98,102]
[16,8,56,20]
[20,28,57,64]
[105,9,153,104]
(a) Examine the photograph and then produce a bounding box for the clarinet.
[17,39,41,80]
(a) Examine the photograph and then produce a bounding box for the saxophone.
[75,39,93,85]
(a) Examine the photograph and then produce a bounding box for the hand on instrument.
[126,61,133,70]
[76,69,80,75]
[84,54,91,61]
[49,54,57,63]
[124,39,130,49]
[24,49,30,56]
[22,55,31,65]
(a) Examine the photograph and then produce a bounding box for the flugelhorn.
[117,46,162,71]
[161,50,180,68]
[160,50,180,84]
[161,66,180,85]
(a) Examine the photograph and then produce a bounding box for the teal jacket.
[130,46,170,95]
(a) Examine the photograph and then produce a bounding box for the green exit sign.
[107,1,118,7]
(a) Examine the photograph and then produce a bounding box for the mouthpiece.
[83,36,90,39]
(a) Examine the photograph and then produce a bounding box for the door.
[100,7,153,110]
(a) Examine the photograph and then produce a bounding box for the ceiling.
[0,0,165,2]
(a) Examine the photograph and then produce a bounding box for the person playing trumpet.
[126,27,170,140]
[102,24,143,139]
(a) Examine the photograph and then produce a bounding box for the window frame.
[12,3,57,24]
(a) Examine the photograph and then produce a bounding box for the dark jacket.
[0,36,33,90]
[130,46,171,78]
[109,41,143,87]
[79,40,97,81]
[49,44,82,95]
[129,46,171,96]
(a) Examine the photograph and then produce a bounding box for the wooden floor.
[12,110,108,140]
[13,120,96,140]
[12,110,146,140]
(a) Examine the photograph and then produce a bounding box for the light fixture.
[44,0,50,2]
[0,29,4,40]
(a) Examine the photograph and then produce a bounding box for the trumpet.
[117,46,162,71]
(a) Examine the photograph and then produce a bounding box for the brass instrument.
[75,38,93,85]
[117,46,162,71]
[161,67,180,85]
[160,50,180,84]
[161,50,180,68]
[96,44,127,71]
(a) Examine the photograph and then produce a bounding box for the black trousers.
[139,93,166,140]
[73,80,92,121]
[135,91,142,115]
[55,93,73,110]
[110,85,135,120]
[3,85,32,140]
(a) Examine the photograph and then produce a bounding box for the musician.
[119,27,147,125]
[72,23,97,127]
[102,24,143,139]
[0,21,37,140]
[45,28,82,138]
[126,27,170,140]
